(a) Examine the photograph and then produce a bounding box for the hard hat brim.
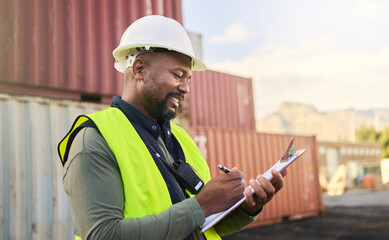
[113,44,207,73]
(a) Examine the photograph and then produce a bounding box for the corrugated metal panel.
[191,127,323,227]
[0,94,107,239]
[188,70,256,130]
[0,0,182,102]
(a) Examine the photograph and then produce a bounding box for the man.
[58,15,286,239]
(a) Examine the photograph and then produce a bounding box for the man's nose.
[178,80,189,94]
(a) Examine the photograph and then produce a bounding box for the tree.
[356,125,389,158]
[355,125,380,143]
[379,127,389,158]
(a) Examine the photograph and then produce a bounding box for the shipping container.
[191,127,324,227]
[0,0,182,103]
[187,70,256,130]
[0,94,108,239]
[0,93,191,239]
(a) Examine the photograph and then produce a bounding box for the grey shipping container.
[0,94,108,239]
[0,93,191,239]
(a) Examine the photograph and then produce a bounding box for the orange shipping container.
[191,127,324,227]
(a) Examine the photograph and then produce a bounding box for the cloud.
[210,22,250,44]
[353,0,387,22]
[209,36,389,117]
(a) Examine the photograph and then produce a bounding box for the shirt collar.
[111,96,172,141]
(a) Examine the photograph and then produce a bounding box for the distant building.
[318,141,382,193]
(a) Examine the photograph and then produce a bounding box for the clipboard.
[201,139,306,232]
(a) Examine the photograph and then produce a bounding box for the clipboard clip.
[280,139,296,162]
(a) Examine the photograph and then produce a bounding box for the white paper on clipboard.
[201,144,306,233]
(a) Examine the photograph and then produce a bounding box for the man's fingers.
[230,167,244,181]
[244,187,254,207]
[243,170,288,214]
[270,169,285,193]
[257,175,275,201]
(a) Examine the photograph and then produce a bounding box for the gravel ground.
[222,191,389,240]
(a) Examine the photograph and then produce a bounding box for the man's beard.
[145,92,183,121]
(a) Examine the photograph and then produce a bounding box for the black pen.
[218,164,231,173]
[217,164,245,183]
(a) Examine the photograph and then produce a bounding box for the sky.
[182,0,389,118]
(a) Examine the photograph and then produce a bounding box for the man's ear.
[132,58,145,81]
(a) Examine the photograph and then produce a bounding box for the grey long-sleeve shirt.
[63,127,257,239]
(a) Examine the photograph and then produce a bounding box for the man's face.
[139,52,192,121]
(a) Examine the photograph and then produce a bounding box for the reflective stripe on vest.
[59,107,220,239]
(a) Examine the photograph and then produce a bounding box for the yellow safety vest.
[58,107,220,240]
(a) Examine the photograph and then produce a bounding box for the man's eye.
[174,73,183,78]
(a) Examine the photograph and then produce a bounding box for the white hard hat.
[113,15,206,72]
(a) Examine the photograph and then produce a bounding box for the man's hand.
[195,168,245,217]
[241,169,287,216]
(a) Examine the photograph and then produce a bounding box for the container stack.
[0,0,323,238]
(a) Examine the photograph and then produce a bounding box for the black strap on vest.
[60,119,101,166]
